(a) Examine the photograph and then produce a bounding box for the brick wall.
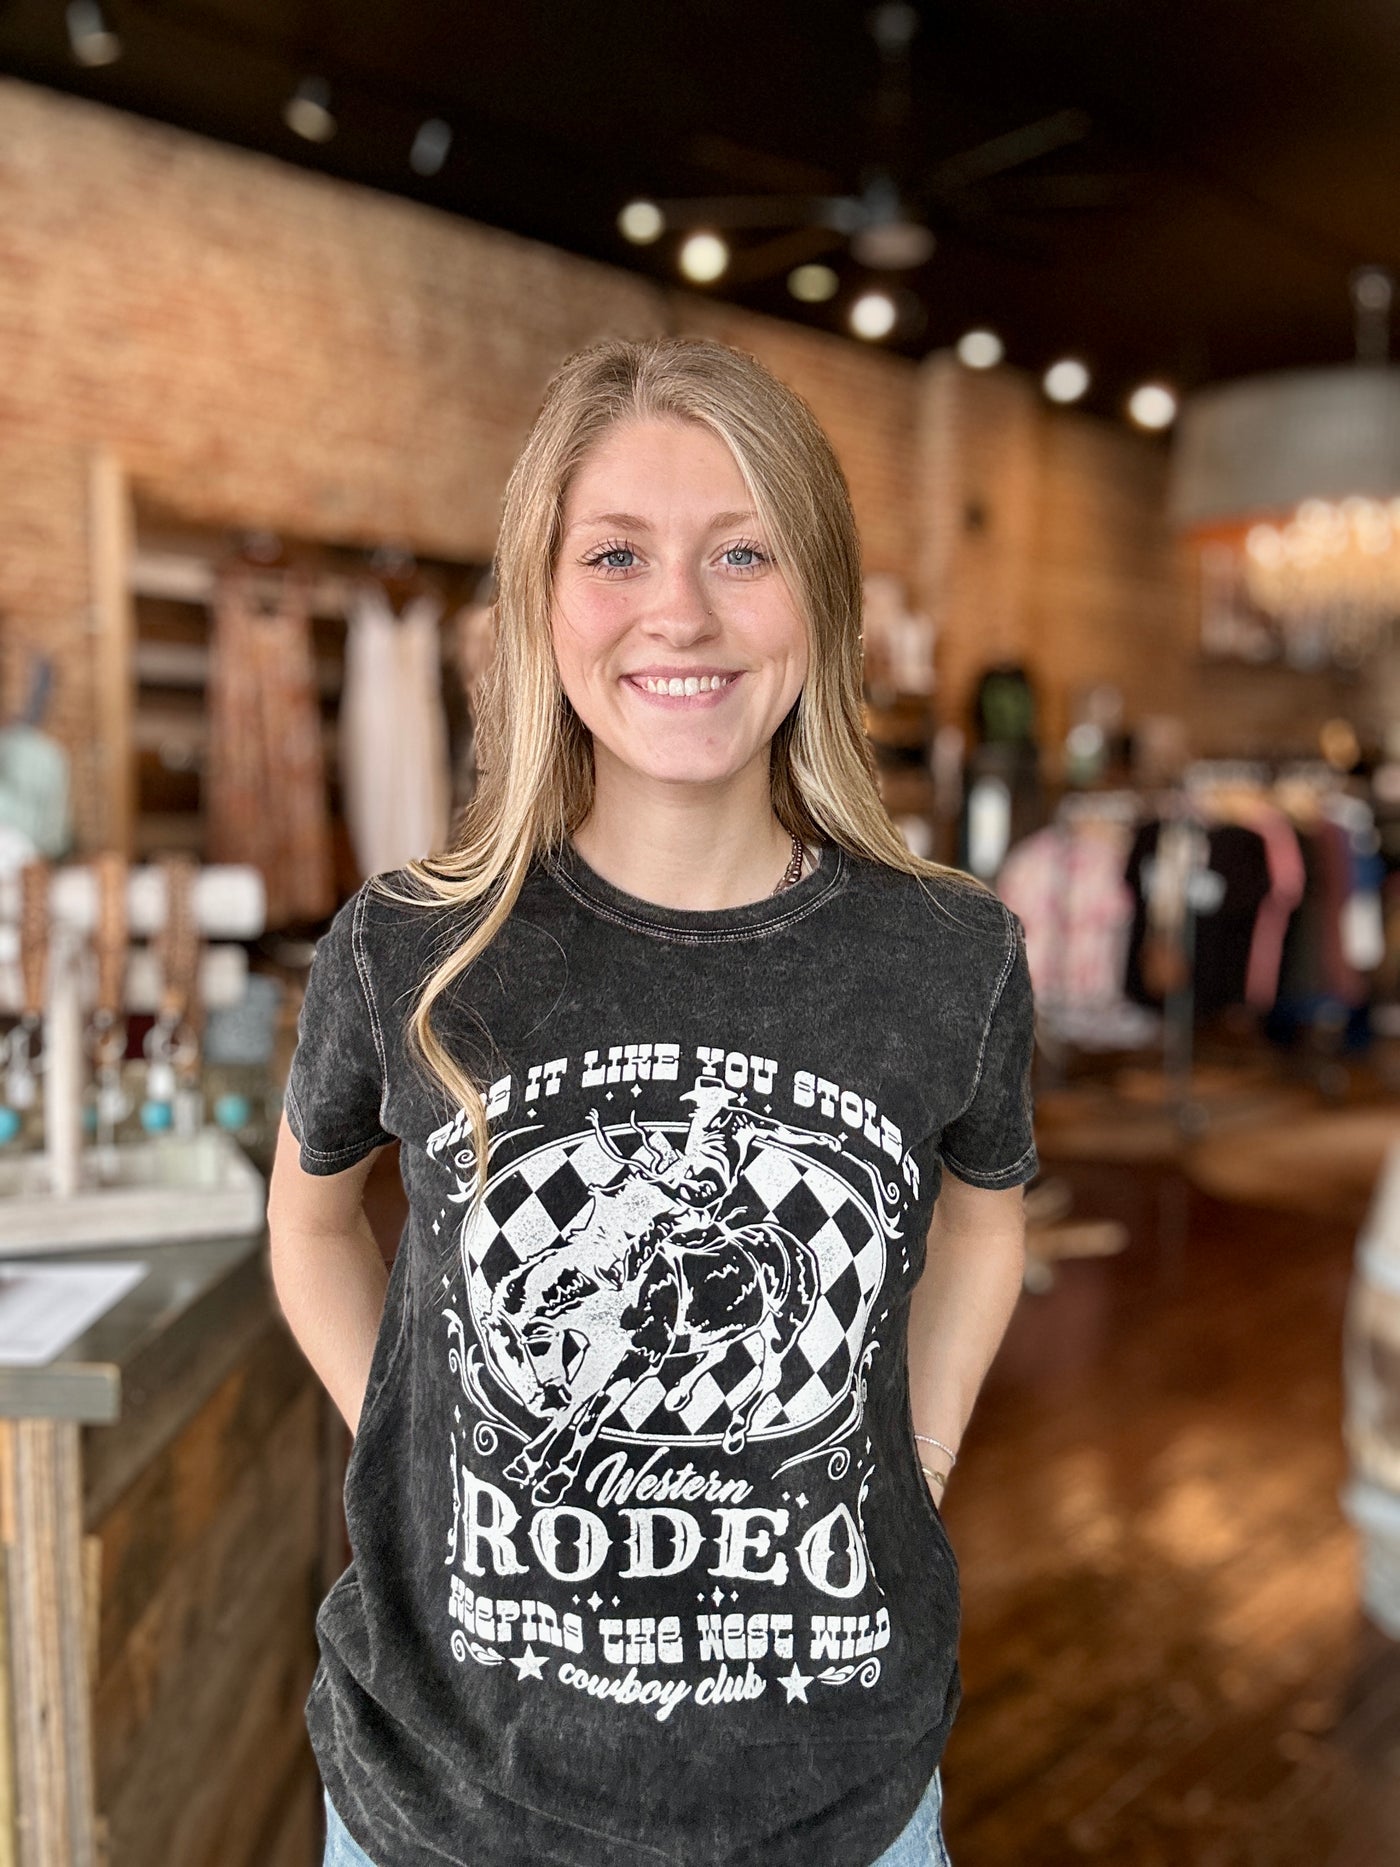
[0,80,936,844]
[0,76,1347,848]
[915,356,1359,763]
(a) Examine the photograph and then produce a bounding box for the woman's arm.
[266,1109,393,1436]
[906,1172,1028,1502]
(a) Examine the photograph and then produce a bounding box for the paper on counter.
[0,1260,148,1365]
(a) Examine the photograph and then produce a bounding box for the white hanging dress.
[338,583,451,879]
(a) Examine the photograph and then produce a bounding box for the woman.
[268,334,1037,1867]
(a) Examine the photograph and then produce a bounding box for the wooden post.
[0,1421,97,1867]
[88,450,136,860]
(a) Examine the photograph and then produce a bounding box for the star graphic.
[795,1492,808,1510]
[510,1645,547,1681]
[779,1663,814,1705]
[587,1591,604,1612]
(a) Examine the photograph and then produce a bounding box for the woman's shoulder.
[353,864,475,970]
[841,847,1012,949]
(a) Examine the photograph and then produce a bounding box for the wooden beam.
[88,451,135,860]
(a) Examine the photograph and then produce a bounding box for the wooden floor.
[941,1155,1400,1867]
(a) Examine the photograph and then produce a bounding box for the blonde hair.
[373,333,985,1231]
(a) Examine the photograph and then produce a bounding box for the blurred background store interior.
[2,3,1400,1862]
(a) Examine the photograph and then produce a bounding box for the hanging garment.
[1325,793,1388,976]
[996,818,1136,1009]
[1124,818,1272,1019]
[1239,805,1307,1010]
[206,563,335,928]
[1315,815,1367,1006]
[338,583,451,880]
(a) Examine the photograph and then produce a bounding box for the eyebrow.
[565,508,758,535]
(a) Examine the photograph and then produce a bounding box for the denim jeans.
[321,1770,951,1866]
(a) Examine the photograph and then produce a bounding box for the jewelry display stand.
[0,862,268,1251]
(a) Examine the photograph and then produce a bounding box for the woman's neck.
[569,771,803,913]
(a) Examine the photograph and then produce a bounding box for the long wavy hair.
[373,333,985,1228]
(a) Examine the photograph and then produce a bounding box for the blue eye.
[585,542,637,575]
[725,543,769,571]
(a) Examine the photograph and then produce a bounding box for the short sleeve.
[938,904,1040,1189]
[282,885,396,1175]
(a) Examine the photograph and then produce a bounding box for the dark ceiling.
[2,0,1396,419]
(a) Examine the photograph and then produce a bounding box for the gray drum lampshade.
[1168,365,1400,529]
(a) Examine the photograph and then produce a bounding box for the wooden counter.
[0,1227,348,1867]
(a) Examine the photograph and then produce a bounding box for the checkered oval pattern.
[461,1118,887,1447]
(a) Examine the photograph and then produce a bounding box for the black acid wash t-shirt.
[283,837,1039,1867]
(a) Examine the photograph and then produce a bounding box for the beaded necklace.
[771,832,806,894]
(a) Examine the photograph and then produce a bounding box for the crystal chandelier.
[1243,495,1400,664]
[1170,268,1400,666]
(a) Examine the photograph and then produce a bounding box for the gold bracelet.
[919,1463,947,1490]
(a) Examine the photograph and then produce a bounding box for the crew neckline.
[544,835,846,943]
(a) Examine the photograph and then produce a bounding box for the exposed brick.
[0,77,1347,848]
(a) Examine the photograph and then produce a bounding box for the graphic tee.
[284,838,1039,1867]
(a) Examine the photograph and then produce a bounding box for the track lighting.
[679,233,728,283]
[957,329,1003,369]
[1044,358,1091,403]
[410,119,452,177]
[618,200,665,244]
[851,293,897,341]
[66,0,121,67]
[1127,382,1178,430]
[788,264,839,304]
[283,77,336,144]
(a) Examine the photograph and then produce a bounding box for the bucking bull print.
[481,1082,842,1506]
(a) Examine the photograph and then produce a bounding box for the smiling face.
[551,417,809,793]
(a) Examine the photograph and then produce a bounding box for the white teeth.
[636,673,734,695]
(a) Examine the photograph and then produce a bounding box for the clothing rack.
[1027,782,1210,1133]
[123,515,490,871]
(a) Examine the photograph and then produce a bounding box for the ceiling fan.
[636,3,1130,288]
